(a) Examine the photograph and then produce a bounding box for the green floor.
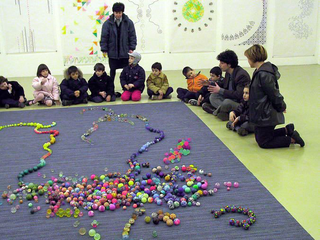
[1,64,319,239]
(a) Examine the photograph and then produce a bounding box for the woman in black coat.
[244,45,304,148]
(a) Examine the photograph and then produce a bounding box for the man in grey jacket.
[100,2,137,90]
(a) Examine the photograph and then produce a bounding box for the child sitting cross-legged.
[146,62,173,100]
[226,85,254,136]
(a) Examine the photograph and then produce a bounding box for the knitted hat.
[128,51,141,65]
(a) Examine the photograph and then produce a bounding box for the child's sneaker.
[115,92,122,98]
[202,102,215,114]
[82,98,88,104]
[151,95,159,100]
[62,100,72,106]
[226,121,233,130]
[5,104,9,109]
[237,127,248,136]
[18,102,25,108]
[165,94,172,99]
[188,99,198,106]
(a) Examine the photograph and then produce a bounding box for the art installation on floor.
[0,102,312,239]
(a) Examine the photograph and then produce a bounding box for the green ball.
[88,229,96,237]
[145,216,151,223]
[184,187,191,193]
[26,194,32,200]
[47,180,53,186]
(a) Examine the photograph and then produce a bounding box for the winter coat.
[120,64,145,92]
[233,99,249,124]
[60,69,88,98]
[146,72,170,94]
[0,81,25,101]
[32,74,59,100]
[249,62,286,126]
[187,73,208,93]
[88,72,114,97]
[100,14,137,59]
[217,66,250,102]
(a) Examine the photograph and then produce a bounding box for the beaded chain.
[0,122,59,185]
[211,205,256,230]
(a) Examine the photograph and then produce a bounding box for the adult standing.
[202,50,251,121]
[244,44,304,148]
[100,2,137,92]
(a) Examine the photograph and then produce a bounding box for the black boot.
[285,123,295,137]
[292,130,305,147]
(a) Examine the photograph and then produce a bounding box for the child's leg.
[1,98,19,108]
[184,91,197,100]
[90,95,104,103]
[147,89,154,98]
[131,90,141,101]
[110,94,116,102]
[73,92,88,104]
[163,87,174,99]
[176,88,188,100]
[255,126,291,148]
[121,91,132,101]
[34,93,45,103]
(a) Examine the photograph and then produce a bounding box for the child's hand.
[19,96,24,103]
[99,91,106,98]
[74,90,80,97]
[41,78,47,85]
[198,79,209,87]
[229,111,236,122]
[128,84,135,89]
[232,117,240,127]
[124,84,130,90]
[106,95,111,102]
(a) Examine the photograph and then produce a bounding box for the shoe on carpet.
[18,102,25,108]
[291,130,305,147]
[188,99,198,106]
[5,104,10,109]
[237,127,248,136]
[62,100,72,106]
[202,102,215,114]
[286,123,295,137]
[151,95,159,100]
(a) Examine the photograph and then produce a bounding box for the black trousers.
[255,126,291,149]
[176,88,197,101]
[147,87,174,98]
[61,92,88,105]
[109,58,128,83]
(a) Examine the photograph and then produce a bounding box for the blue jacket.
[100,14,137,59]
[120,64,145,92]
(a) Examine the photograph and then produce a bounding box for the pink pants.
[121,90,141,101]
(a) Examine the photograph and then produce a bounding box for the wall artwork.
[273,0,318,57]
[123,0,165,53]
[221,0,267,47]
[60,0,110,66]
[168,0,216,53]
[0,0,57,54]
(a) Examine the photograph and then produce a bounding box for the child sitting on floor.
[60,66,88,106]
[88,63,116,102]
[189,66,224,106]
[176,66,208,103]
[28,64,60,107]
[120,51,145,101]
[226,85,254,136]
[146,62,173,100]
[0,76,26,109]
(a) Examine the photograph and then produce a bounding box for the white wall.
[0,0,319,78]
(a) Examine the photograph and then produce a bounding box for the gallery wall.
[0,0,319,78]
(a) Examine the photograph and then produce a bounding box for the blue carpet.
[0,102,312,240]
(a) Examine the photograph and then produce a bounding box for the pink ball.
[90,174,96,180]
[214,183,220,189]
[109,204,116,211]
[92,204,98,210]
[174,218,181,225]
[233,182,239,188]
[98,205,105,212]
[226,182,232,187]
[196,176,202,182]
[227,187,231,191]
[201,184,207,190]
[213,188,218,193]
[88,210,94,217]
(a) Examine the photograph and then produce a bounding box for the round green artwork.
[182,0,204,23]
